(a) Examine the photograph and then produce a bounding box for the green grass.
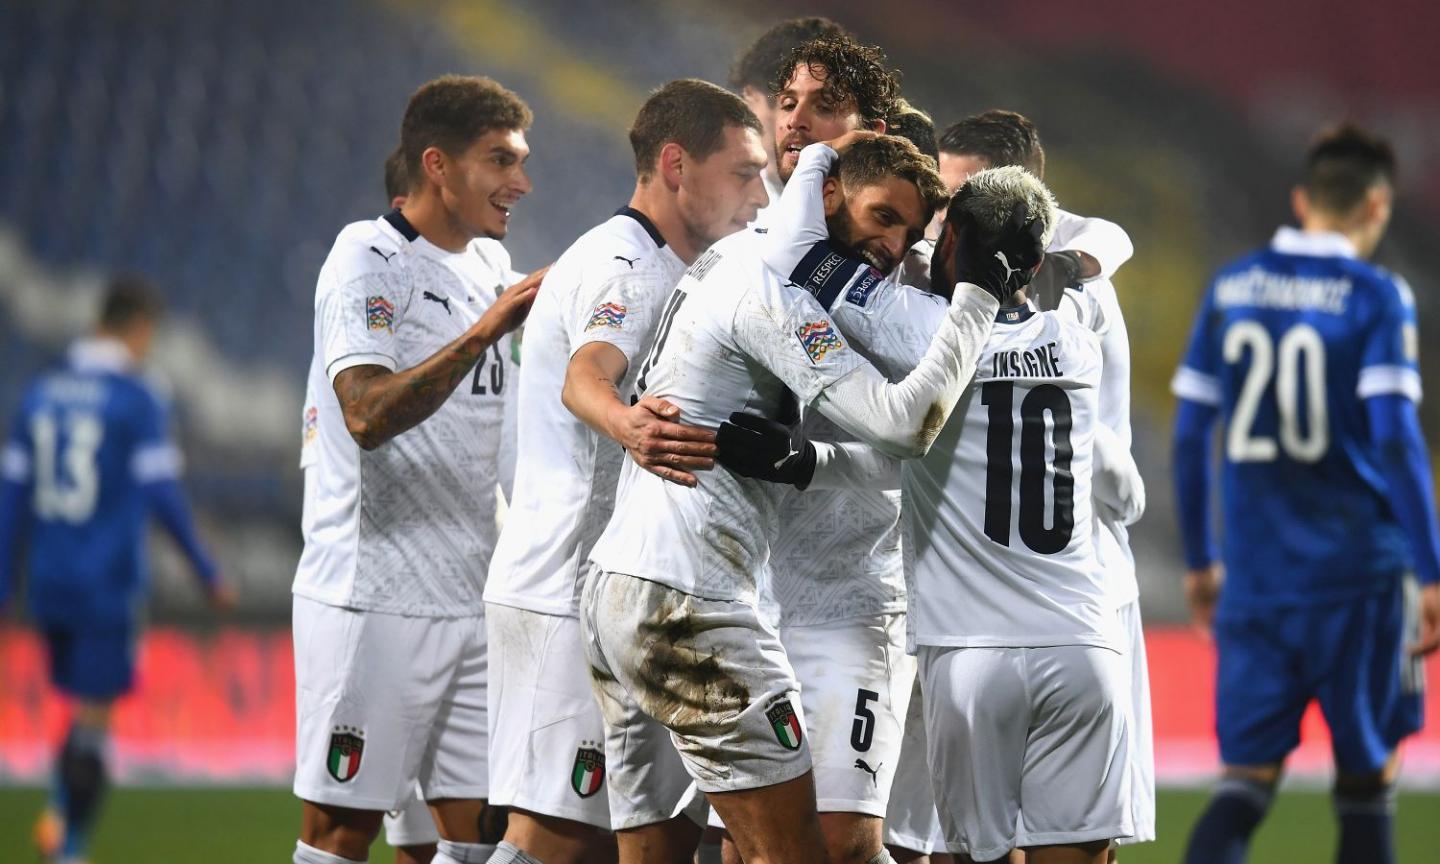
[1,787,1438,862]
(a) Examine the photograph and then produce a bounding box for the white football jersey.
[484,208,686,617]
[903,307,1119,649]
[589,228,997,605]
[294,211,516,617]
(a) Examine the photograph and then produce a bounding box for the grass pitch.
[1,786,1438,861]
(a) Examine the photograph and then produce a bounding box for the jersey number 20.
[981,381,1074,554]
[1224,321,1327,463]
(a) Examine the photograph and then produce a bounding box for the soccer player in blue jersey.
[0,276,231,864]
[1172,124,1440,864]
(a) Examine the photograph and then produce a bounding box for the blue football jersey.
[2,339,182,629]
[1172,227,1421,608]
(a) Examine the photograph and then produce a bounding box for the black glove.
[948,200,1046,303]
[716,411,817,489]
[1028,250,1086,312]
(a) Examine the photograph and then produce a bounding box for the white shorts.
[707,613,914,831]
[582,568,810,811]
[1117,600,1156,845]
[920,644,1134,861]
[485,603,610,829]
[384,783,439,848]
[293,596,488,810]
[882,679,941,854]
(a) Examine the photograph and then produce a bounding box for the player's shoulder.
[568,210,680,279]
[318,216,416,287]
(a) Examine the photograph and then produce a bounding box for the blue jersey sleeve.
[1356,275,1422,403]
[130,387,218,588]
[0,403,35,609]
[1170,280,1222,406]
[1367,394,1440,586]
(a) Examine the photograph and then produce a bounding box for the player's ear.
[821,176,844,217]
[867,118,887,134]
[1290,186,1309,225]
[421,146,449,189]
[658,142,686,191]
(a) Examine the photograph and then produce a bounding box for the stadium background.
[2,0,1439,858]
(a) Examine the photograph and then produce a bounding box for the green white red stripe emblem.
[327,728,364,783]
[571,744,605,798]
[766,697,803,751]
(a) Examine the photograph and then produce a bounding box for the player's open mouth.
[492,202,514,220]
[859,248,889,271]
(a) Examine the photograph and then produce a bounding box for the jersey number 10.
[981,382,1074,555]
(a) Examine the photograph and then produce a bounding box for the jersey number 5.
[981,381,1074,555]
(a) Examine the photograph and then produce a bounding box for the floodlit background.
[2,0,1439,858]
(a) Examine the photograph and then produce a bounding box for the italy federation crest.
[571,743,605,798]
[766,697,803,751]
[327,727,364,783]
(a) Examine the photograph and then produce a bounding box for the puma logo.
[614,255,639,268]
[423,291,452,314]
[369,246,397,263]
[854,758,882,787]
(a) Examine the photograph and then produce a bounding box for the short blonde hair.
[949,165,1057,248]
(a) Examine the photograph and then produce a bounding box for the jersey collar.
[615,206,666,249]
[995,302,1036,324]
[382,208,421,242]
[1270,225,1357,259]
[69,337,135,372]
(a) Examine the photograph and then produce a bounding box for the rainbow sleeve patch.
[795,320,845,364]
[585,302,628,331]
[366,295,395,331]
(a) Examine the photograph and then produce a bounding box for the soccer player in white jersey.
[582,135,1037,864]
[481,79,768,864]
[757,147,1134,863]
[728,17,849,210]
[291,75,543,864]
[933,111,1151,862]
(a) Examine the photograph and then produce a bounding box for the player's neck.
[399,192,471,254]
[627,184,700,264]
[1299,214,1371,257]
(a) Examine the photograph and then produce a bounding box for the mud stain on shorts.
[635,594,750,737]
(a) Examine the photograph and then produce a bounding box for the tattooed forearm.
[334,324,495,450]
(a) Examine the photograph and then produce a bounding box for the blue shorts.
[1214,577,1425,774]
[44,627,138,701]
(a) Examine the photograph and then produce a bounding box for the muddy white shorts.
[581,568,811,818]
[920,643,1134,861]
[882,678,942,854]
[485,602,612,829]
[293,596,488,810]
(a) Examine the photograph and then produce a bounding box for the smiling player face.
[774,63,866,184]
[824,174,929,275]
[440,127,533,241]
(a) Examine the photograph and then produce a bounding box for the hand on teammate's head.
[946,200,1045,303]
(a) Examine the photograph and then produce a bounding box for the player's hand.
[1027,250,1086,311]
[716,412,817,489]
[208,580,238,615]
[615,395,717,488]
[1184,564,1224,637]
[823,129,879,154]
[1409,582,1440,657]
[477,265,548,339]
[947,200,1046,303]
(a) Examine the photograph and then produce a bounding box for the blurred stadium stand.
[2,0,1439,784]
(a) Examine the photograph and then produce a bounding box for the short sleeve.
[732,282,867,405]
[1357,275,1422,402]
[569,267,672,367]
[320,272,406,381]
[130,385,183,484]
[1170,281,1222,406]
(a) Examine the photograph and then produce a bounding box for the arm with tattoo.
[333,269,542,450]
